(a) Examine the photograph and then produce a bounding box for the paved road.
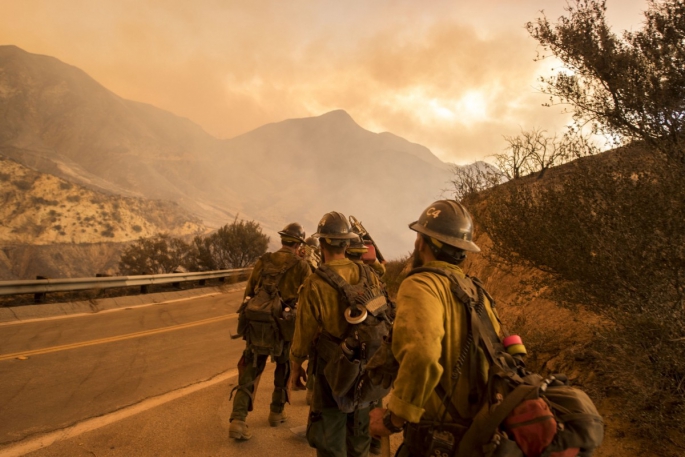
[0,287,403,456]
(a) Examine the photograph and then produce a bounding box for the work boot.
[268,410,288,427]
[228,419,252,440]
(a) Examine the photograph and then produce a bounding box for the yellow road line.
[0,313,238,362]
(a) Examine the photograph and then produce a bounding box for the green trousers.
[230,344,290,422]
[306,354,371,457]
[306,406,371,457]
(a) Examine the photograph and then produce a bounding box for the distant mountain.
[0,45,453,260]
[216,110,453,255]
[0,45,231,222]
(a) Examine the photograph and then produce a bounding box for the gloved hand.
[366,332,398,389]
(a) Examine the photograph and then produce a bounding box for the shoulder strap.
[408,267,479,307]
[315,263,365,306]
[470,276,496,309]
[408,266,504,363]
[259,253,300,290]
[433,383,472,428]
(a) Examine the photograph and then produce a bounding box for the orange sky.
[0,0,648,163]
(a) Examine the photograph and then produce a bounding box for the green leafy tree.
[527,0,685,161]
[215,218,270,268]
[187,235,220,271]
[184,218,270,271]
[119,233,191,275]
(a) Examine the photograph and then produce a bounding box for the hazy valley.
[0,45,453,279]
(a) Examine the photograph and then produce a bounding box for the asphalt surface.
[0,284,402,457]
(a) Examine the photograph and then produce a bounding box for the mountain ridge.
[0,45,453,260]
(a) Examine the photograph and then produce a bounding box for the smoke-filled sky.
[1,0,648,164]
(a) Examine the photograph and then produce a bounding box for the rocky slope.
[0,156,205,244]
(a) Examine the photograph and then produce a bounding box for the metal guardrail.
[0,268,252,299]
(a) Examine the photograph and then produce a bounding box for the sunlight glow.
[455,91,488,123]
[383,88,491,129]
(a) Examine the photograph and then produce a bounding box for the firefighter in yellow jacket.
[290,211,385,457]
[229,222,311,441]
[369,200,501,456]
[347,235,386,278]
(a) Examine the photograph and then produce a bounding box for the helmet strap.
[423,235,467,266]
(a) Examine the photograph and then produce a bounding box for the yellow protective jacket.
[368,259,386,278]
[243,247,311,304]
[387,261,501,424]
[290,258,383,365]
[350,258,386,278]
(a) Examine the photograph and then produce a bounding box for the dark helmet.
[347,236,368,255]
[278,222,306,244]
[305,236,320,248]
[409,200,480,253]
[314,212,358,245]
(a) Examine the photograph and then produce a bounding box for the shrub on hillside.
[119,233,191,275]
[31,196,58,206]
[186,218,269,271]
[382,255,410,299]
[12,179,33,190]
[470,146,685,443]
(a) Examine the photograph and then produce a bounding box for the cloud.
[0,0,647,163]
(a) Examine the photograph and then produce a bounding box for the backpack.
[406,267,604,457]
[314,263,394,413]
[237,253,299,359]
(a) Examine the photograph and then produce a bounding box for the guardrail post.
[219,277,226,283]
[34,276,47,303]
[140,285,149,294]
[199,279,206,286]
[172,270,182,289]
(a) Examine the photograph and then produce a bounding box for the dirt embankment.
[464,233,650,457]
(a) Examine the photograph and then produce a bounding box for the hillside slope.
[462,143,685,456]
[0,156,205,244]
